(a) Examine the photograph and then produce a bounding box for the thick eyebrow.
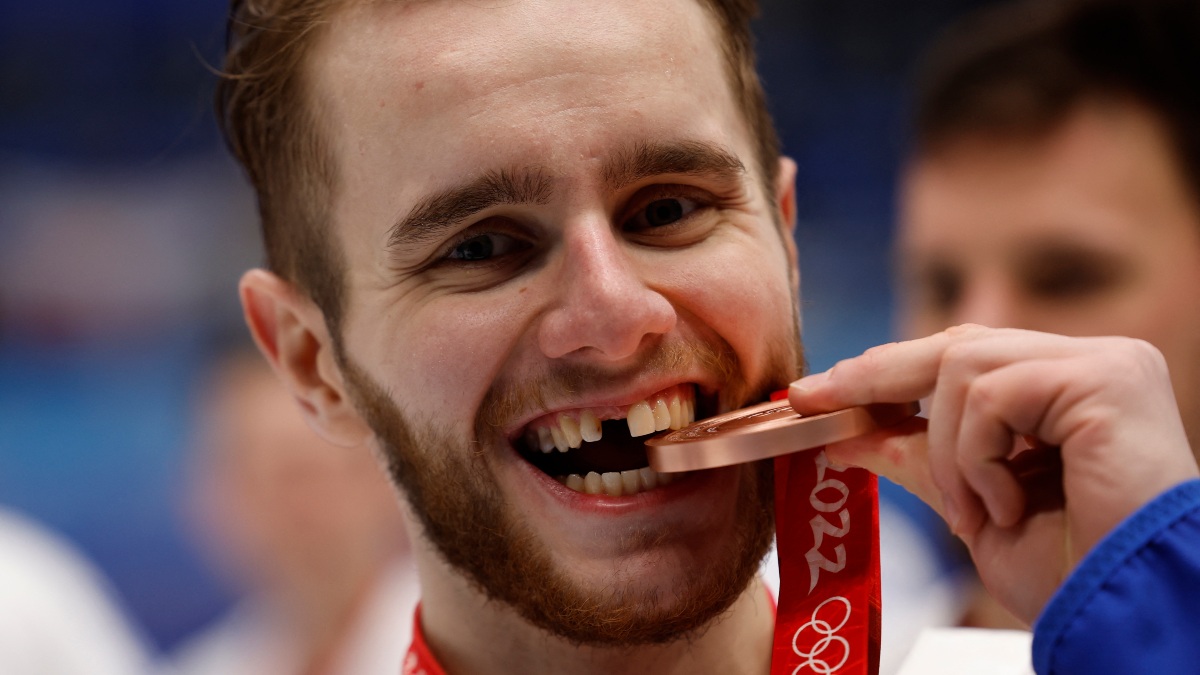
[387,168,553,252]
[602,139,747,191]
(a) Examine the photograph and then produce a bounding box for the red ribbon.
[771,448,881,675]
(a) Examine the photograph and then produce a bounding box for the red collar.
[402,604,445,675]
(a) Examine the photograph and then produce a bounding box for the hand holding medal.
[648,397,920,675]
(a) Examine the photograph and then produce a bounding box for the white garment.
[896,627,1033,675]
[169,560,420,675]
[0,508,152,675]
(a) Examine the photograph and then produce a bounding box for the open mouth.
[514,383,701,497]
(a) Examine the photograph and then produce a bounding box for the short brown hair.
[913,0,1200,203]
[217,0,347,331]
[216,0,780,335]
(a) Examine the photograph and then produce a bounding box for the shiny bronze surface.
[646,400,920,472]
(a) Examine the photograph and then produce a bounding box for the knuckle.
[940,341,975,376]
[825,358,851,384]
[1129,338,1168,370]
[945,323,986,339]
[1106,337,1168,379]
[832,345,886,382]
[964,376,998,414]
[862,341,898,358]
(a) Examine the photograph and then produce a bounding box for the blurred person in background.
[0,506,152,674]
[169,347,418,675]
[895,0,1200,628]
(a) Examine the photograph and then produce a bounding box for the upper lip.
[502,374,719,441]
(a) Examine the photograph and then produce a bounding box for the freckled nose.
[537,226,676,361]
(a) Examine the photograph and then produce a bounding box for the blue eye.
[447,233,525,262]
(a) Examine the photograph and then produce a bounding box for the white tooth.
[626,401,656,437]
[559,415,583,448]
[550,425,569,452]
[668,396,683,429]
[601,472,624,497]
[537,427,555,453]
[639,467,659,490]
[652,398,671,431]
[566,474,584,491]
[583,471,603,494]
[683,398,695,425]
[620,470,641,495]
[579,409,602,443]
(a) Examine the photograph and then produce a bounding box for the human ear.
[239,269,372,447]
[775,156,800,294]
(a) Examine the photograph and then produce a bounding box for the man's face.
[307,0,800,644]
[899,100,1200,446]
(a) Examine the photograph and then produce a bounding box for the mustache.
[477,339,740,433]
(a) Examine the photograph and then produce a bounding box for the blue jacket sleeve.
[1032,479,1200,674]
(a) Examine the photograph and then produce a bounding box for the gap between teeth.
[527,387,696,453]
[556,468,677,496]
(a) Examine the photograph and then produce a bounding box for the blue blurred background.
[0,0,996,655]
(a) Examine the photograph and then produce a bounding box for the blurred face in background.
[898,98,1200,448]
[189,358,407,598]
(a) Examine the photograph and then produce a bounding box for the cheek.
[364,297,532,414]
[1095,258,1200,340]
[1133,299,1200,441]
[1133,257,1200,437]
[664,239,796,367]
[1130,286,1200,369]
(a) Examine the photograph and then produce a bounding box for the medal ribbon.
[771,446,881,675]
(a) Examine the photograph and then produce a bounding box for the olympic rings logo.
[791,596,852,675]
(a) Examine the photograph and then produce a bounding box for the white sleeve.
[0,509,152,675]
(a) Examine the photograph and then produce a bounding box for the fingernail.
[789,370,830,396]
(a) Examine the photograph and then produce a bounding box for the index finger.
[788,325,985,414]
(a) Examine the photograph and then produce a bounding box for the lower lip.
[515,450,719,514]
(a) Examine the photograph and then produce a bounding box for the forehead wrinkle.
[386,167,554,252]
[602,139,747,192]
